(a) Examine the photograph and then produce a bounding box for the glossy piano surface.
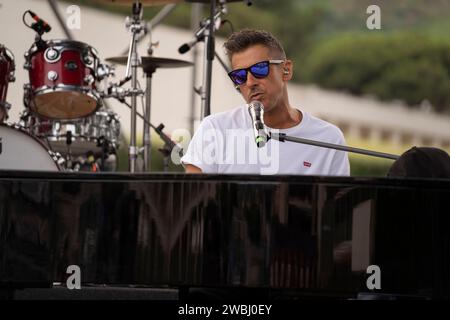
[0,171,449,299]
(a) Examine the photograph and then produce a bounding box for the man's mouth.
[250,92,263,101]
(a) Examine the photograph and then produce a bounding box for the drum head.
[32,90,98,120]
[0,124,60,171]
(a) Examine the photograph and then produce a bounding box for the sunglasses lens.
[230,69,247,85]
[250,61,269,78]
[229,61,271,85]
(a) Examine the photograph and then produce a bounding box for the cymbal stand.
[143,20,166,173]
[108,97,183,173]
[125,1,146,172]
[142,62,156,172]
[65,130,73,170]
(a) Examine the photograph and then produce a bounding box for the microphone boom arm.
[270,132,399,160]
[178,5,226,54]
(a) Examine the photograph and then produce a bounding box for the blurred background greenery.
[68,0,450,176]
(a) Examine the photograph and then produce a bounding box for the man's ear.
[282,59,293,81]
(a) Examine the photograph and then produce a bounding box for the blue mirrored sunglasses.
[228,60,284,86]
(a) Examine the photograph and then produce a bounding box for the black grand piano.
[0,171,449,300]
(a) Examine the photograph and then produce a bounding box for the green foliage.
[221,1,328,82]
[349,156,392,177]
[301,32,450,113]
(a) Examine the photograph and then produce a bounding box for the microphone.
[178,39,197,54]
[248,101,268,148]
[178,10,223,54]
[29,10,52,33]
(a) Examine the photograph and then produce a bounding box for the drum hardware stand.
[159,143,172,172]
[120,3,177,56]
[0,102,12,116]
[142,65,154,172]
[97,136,109,171]
[113,98,182,172]
[141,39,160,173]
[124,1,147,173]
[66,130,73,170]
[153,123,182,173]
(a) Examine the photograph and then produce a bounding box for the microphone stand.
[201,0,216,119]
[197,1,228,119]
[270,132,400,160]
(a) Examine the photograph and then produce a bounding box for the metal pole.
[189,3,202,134]
[201,0,216,119]
[129,32,138,172]
[143,71,153,171]
[127,2,143,173]
[47,0,74,40]
[271,133,399,160]
[121,4,177,56]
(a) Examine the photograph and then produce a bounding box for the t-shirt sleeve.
[330,131,351,176]
[180,117,219,173]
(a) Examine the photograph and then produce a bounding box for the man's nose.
[245,72,260,86]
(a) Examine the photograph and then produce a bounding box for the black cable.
[221,19,234,34]
[22,10,34,29]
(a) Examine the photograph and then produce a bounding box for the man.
[181,29,350,175]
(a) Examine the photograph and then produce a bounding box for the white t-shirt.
[181,105,350,175]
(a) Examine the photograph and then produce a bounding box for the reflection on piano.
[0,171,449,300]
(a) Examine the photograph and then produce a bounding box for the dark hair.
[387,147,450,179]
[223,29,286,60]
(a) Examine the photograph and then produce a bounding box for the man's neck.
[264,103,302,129]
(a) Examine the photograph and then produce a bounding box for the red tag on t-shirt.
[303,161,311,167]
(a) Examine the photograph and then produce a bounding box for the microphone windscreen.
[178,44,190,54]
[250,100,264,111]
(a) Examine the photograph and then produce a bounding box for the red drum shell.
[25,40,101,120]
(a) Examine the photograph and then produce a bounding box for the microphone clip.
[23,10,52,37]
[31,21,49,36]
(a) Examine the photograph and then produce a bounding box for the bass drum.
[0,124,62,171]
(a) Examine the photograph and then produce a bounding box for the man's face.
[230,44,291,112]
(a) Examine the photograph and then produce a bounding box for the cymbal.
[106,56,193,71]
[95,0,243,5]
[94,0,182,6]
[186,0,244,3]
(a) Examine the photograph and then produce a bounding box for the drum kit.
[0,0,249,173]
